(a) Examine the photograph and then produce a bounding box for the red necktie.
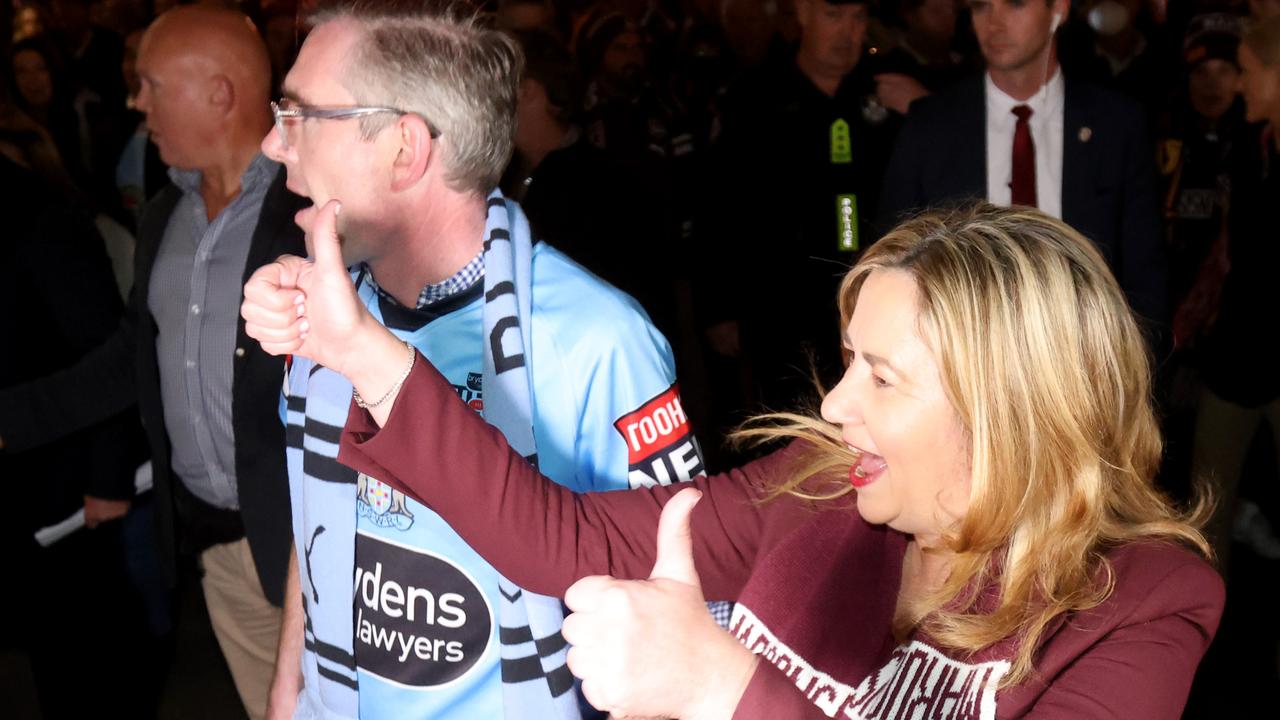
[1010,104,1037,208]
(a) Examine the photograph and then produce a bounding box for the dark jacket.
[1199,134,1280,407]
[0,156,138,531]
[881,73,1169,331]
[0,166,307,605]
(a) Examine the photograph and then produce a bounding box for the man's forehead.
[285,21,357,98]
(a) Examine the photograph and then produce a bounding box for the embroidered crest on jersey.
[357,473,415,531]
[613,383,704,488]
[355,531,495,689]
[730,605,1009,719]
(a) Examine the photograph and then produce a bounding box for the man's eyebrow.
[280,86,307,104]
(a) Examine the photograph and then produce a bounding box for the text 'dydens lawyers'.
[354,531,495,688]
[614,383,704,488]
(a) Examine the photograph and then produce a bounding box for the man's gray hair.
[310,1,523,196]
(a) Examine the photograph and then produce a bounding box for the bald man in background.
[0,7,306,717]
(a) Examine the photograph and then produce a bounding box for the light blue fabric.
[285,193,707,719]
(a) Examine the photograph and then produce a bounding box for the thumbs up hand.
[241,199,375,378]
[561,488,759,720]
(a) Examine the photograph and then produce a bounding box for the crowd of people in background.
[2,0,1279,717]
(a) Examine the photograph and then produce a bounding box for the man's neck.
[988,53,1058,103]
[364,193,488,308]
[200,124,270,220]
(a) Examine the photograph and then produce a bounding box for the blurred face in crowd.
[906,0,958,48]
[1189,58,1240,122]
[1237,42,1280,123]
[795,0,869,78]
[721,0,780,67]
[601,28,647,90]
[15,7,43,40]
[821,270,972,543]
[970,0,1068,74]
[12,49,54,108]
[135,23,220,169]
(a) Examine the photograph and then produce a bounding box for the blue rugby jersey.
[285,243,706,720]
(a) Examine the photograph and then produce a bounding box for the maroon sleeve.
[339,354,817,600]
[1025,552,1224,719]
[730,662,834,720]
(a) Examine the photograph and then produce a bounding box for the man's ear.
[209,74,234,112]
[390,113,433,191]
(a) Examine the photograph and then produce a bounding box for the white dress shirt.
[985,69,1065,219]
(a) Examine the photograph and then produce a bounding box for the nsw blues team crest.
[357,473,415,531]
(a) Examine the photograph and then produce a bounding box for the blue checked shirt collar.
[364,250,485,309]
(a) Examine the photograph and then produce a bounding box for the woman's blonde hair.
[739,204,1211,687]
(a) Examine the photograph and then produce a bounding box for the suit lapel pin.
[1078,126,1093,143]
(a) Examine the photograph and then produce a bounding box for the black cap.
[1183,13,1243,69]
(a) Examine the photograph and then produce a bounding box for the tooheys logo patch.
[354,532,493,688]
[614,384,704,488]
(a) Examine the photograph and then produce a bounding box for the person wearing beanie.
[1156,14,1246,342]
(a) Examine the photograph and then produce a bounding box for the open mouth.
[847,445,887,488]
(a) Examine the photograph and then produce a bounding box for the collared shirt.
[985,69,1065,219]
[148,153,277,510]
[365,250,485,309]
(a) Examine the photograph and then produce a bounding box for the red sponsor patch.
[614,384,690,463]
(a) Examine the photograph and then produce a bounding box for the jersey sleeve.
[528,254,705,494]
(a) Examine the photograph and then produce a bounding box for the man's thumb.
[311,199,344,273]
[649,487,703,586]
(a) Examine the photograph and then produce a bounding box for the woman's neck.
[893,539,955,641]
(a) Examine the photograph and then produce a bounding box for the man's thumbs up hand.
[242,200,369,378]
[560,488,758,720]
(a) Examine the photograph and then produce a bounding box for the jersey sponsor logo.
[357,474,415,531]
[354,531,494,689]
[613,384,704,488]
[451,371,484,412]
[730,605,1008,720]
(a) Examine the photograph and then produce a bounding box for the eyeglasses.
[270,98,440,150]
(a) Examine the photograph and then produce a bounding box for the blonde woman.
[242,202,1223,718]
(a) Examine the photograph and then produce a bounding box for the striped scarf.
[480,191,580,719]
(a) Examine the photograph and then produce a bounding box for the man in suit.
[0,7,304,718]
[881,0,1167,329]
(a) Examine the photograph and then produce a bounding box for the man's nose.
[261,124,287,162]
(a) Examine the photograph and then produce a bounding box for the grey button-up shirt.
[148,154,277,510]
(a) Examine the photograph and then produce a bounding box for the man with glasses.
[0,7,305,718]
[249,3,706,720]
